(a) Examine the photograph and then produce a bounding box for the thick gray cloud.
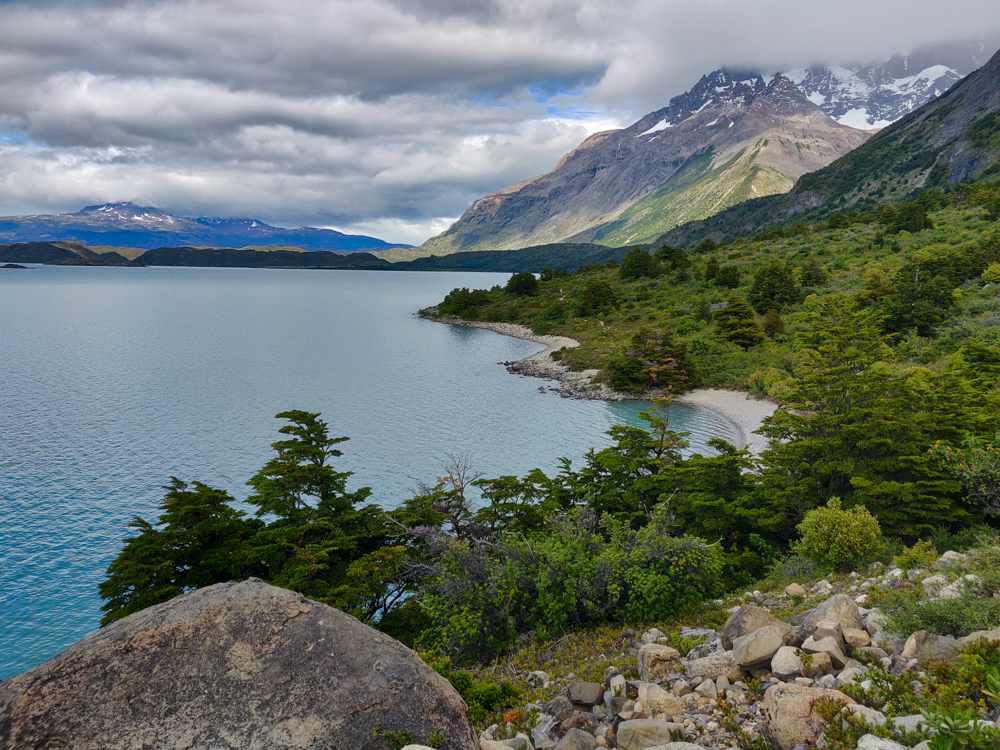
[0,0,996,244]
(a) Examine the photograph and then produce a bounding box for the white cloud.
[0,0,996,243]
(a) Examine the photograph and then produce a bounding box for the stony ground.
[472,550,1000,750]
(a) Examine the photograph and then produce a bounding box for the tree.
[800,258,829,289]
[748,261,801,313]
[619,248,659,280]
[505,272,538,296]
[576,280,619,316]
[715,265,741,289]
[99,479,257,625]
[762,309,785,338]
[705,256,720,280]
[604,328,698,395]
[654,245,691,274]
[714,296,764,349]
[757,295,977,539]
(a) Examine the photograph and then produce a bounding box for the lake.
[0,265,738,678]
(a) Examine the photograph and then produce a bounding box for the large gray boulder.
[0,580,478,750]
[800,594,864,638]
[762,683,855,750]
[720,604,791,649]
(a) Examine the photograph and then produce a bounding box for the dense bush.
[505,272,539,296]
[984,263,1000,283]
[793,498,882,572]
[438,287,494,318]
[575,279,619,316]
[619,247,660,280]
[419,508,725,657]
[603,328,697,395]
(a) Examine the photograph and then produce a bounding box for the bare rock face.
[637,644,683,682]
[0,580,478,750]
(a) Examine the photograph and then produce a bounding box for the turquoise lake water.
[0,266,738,678]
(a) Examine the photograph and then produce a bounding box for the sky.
[0,0,997,245]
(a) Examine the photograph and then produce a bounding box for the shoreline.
[426,312,778,453]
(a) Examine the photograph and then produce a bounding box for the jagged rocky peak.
[634,69,771,135]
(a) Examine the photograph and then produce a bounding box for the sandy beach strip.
[678,388,777,455]
[443,320,579,359]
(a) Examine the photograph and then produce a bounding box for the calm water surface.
[0,266,737,677]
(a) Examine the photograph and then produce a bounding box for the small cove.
[0,266,739,677]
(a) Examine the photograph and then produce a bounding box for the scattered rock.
[785,583,808,597]
[733,626,785,670]
[939,575,980,600]
[801,595,864,637]
[528,671,551,688]
[901,631,961,664]
[856,735,907,750]
[545,695,576,722]
[555,728,598,750]
[640,628,667,645]
[569,681,604,707]
[762,683,855,750]
[0,580,478,750]
[935,551,969,569]
[693,679,717,700]
[802,635,849,669]
[921,574,949,596]
[616,720,687,750]
[637,683,682,718]
[844,628,871,649]
[609,674,627,698]
[637,645,683,682]
[721,604,792,649]
[684,651,743,682]
[770,646,805,681]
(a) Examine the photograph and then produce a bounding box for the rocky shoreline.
[422,311,778,453]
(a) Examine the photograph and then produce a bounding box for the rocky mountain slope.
[0,202,409,253]
[406,73,870,258]
[400,40,997,260]
[661,43,1000,248]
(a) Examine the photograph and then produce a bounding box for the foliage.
[748,261,801,313]
[793,498,882,572]
[418,505,725,657]
[506,272,539,296]
[813,697,898,750]
[619,247,660,280]
[983,262,1000,283]
[438,287,495,318]
[576,279,619,316]
[603,328,698,394]
[921,706,1000,750]
[871,582,1000,638]
[892,539,939,571]
[425,655,522,725]
[931,434,1000,515]
[101,411,403,626]
[714,296,764,349]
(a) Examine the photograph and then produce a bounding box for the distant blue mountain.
[0,202,410,253]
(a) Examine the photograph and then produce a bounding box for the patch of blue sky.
[0,130,44,148]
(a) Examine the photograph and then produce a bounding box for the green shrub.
[893,540,939,571]
[872,584,1000,637]
[983,263,1000,284]
[420,508,725,658]
[505,272,539,296]
[425,656,522,725]
[620,248,660,280]
[576,280,619,316]
[793,498,882,572]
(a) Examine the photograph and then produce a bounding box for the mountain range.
[0,203,410,253]
[390,38,997,260]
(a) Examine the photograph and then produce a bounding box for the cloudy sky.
[0,0,997,244]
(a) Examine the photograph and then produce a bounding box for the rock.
[0,580,478,750]
[641,745,703,750]
[684,651,743,682]
[545,695,576,722]
[841,704,888,729]
[770,646,805,681]
[569,681,605,706]
[856,736,907,750]
[560,715,597,736]
[721,604,792,649]
[901,631,961,663]
[762,684,855,750]
[844,628,871,649]
[801,595,864,638]
[616,720,687,750]
[641,628,667,645]
[555,728,597,750]
[837,665,868,685]
[609,674,628,697]
[733,626,785,670]
[637,644,683,682]
[921,574,949,595]
[892,715,924,733]
[671,680,691,696]
[812,580,834,594]
[812,618,845,645]
[935,550,969,568]
[803,651,833,677]
[960,626,1000,647]
[637,683,682,718]
[940,574,980,600]
[528,671,551,688]
[693,679,717,700]
[785,583,808,597]
[865,610,888,636]
[802,635,849,669]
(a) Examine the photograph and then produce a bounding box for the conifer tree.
[714,296,764,349]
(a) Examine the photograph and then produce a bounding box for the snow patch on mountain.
[639,120,671,136]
